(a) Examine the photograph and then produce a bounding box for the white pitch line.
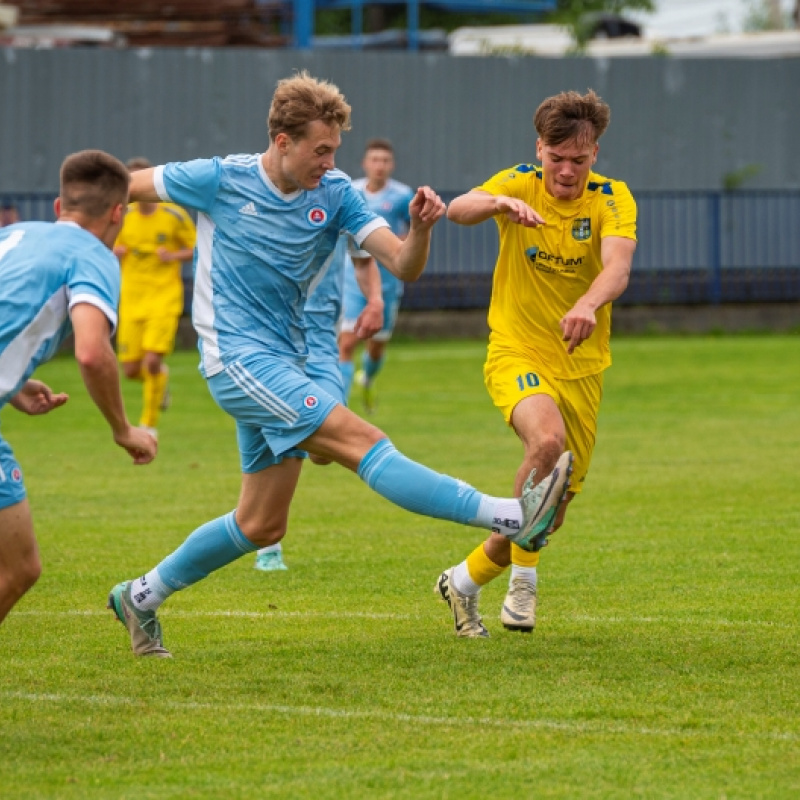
[2,691,797,743]
[14,609,413,620]
[13,609,798,628]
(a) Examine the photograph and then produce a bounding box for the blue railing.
[4,190,799,310]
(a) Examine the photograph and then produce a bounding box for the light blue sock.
[357,439,487,526]
[156,510,257,592]
[340,360,355,403]
[362,352,384,382]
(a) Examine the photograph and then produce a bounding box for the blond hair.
[268,70,352,141]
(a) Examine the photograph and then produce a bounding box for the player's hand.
[10,380,69,415]
[560,302,597,355]
[113,244,127,258]
[115,425,158,465]
[495,196,545,228]
[156,247,172,262]
[354,301,384,340]
[409,187,446,229]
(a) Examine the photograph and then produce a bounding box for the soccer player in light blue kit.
[339,139,414,413]
[107,71,572,657]
[0,150,157,627]
[253,235,384,571]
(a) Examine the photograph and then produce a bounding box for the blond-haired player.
[437,89,637,637]
[114,157,196,438]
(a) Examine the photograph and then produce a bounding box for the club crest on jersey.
[572,218,591,241]
[525,246,539,263]
[304,395,319,409]
[11,467,21,482]
[307,206,328,227]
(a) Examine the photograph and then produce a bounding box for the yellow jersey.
[479,164,637,379]
[115,203,196,319]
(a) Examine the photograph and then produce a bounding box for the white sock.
[257,543,282,556]
[451,561,481,596]
[510,564,537,587]
[129,569,171,612]
[473,496,523,537]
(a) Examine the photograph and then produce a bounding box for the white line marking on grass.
[571,614,799,630]
[14,609,797,628]
[14,609,413,620]
[2,691,798,743]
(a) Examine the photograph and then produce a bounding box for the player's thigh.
[141,314,180,356]
[116,315,144,363]
[555,372,603,495]
[484,346,562,429]
[301,404,385,471]
[208,354,339,469]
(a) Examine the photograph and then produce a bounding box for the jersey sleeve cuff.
[68,294,118,335]
[153,165,171,202]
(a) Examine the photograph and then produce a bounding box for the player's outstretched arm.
[71,303,157,465]
[560,236,636,355]
[128,168,161,203]
[448,189,545,228]
[360,187,446,283]
[9,380,69,415]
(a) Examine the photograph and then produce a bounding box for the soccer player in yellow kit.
[114,158,196,438]
[436,90,637,637]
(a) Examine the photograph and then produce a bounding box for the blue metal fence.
[3,190,799,311]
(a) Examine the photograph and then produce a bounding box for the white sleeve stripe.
[353,218,389,248]
[153,165,171,202]
[68,294,118,334]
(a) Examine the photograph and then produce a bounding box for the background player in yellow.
[114,157,196,438]
[436,89,637,637]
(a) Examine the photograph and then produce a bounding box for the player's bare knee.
[122,361,141,380]
[0,555,41,600]
[309,454,332,466]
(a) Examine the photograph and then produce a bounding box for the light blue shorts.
[208,354,339,474]
[306,357,346,406]
[341,265,403,342]
[0,432,26,510]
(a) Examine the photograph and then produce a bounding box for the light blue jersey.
[342,177,413,323]
[0,220,119,510]
[304,235,349,364]
[0,221,119,407]
[154,155,386,378]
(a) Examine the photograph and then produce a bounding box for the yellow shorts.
[483,346,604,494]
[117,314,180,362]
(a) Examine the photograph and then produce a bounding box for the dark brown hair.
[364,138,393,155]
[534,90,610,147]
[60,150,129,218]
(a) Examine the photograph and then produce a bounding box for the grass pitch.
[1,336,799,799]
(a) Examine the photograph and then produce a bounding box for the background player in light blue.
[106,71,571,657]
[0,150,158,627]
[339,139,414,413]
[253,234,383,572]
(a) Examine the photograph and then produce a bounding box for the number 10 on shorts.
[516,372,540,391]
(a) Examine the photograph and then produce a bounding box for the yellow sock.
[465,543,507,586]
[511,543,540,568]
[141,368,167,428]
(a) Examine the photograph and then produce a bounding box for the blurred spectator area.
[2,1,289,46]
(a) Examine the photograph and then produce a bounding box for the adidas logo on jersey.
[239,202,258,217]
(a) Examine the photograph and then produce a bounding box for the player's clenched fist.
[409,186,447,227]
